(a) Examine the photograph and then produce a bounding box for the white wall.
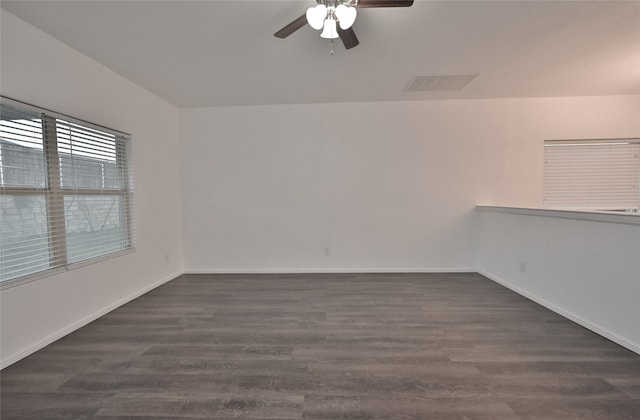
[477,207,640,353]
[179,95,639,273]
[0,11,184,367]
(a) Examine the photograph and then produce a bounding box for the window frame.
[0,97,135,290]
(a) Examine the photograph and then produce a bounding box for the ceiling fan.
[274,0,415,50]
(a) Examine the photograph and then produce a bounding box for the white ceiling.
[2,0,639,108]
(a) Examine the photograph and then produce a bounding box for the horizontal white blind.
[544,139,640,211]
[0,105,51,280]
[0,107,46,188]
[56,119,134,264]
[0,97,134,284]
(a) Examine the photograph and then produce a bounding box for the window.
[543,139,640,212]
[0,97,134,286]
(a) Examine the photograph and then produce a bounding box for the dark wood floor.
[1,273,639,419]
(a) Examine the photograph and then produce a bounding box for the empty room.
[1,0,639,418]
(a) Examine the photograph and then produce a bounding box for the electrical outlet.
[520,262,527,272]
[164,254,170,263]
[324,247,331,256]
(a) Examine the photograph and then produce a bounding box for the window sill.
[0,248,136,291]
[477,206,640,227]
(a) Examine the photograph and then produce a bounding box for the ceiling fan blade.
[338,26,360,49]
[274,14,308,38]
[356,0,414,8]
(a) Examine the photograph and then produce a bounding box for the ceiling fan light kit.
[336,5,358,30]
[306,4,328,30]
[274,0,414,50]
[320,17,339,39]
[308,2,356,40]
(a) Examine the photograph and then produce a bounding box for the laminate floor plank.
[302,395,519,420]
[0,392,114,419]
[95,394,304,419]
[2,273,639,419]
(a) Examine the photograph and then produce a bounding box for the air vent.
[405,73,479,92]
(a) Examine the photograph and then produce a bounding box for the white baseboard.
[478,270,640,356]
[184,267,477,274]
[0,271,182,369]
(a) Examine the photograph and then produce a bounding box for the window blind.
[0,105,50,280]
[543,139,640,211]
[0,97,134,285]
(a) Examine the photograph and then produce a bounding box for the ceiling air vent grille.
[405,73,479,92]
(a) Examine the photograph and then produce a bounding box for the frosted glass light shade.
[320,18,339,39]
[335,4,357,30]
[306,4,327,30]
